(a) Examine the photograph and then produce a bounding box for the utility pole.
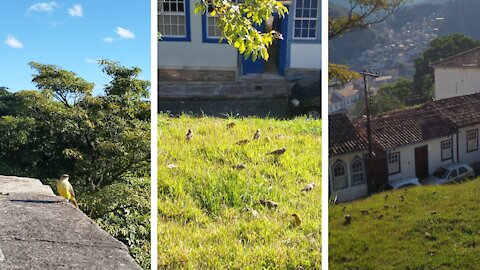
[361,70,379,194]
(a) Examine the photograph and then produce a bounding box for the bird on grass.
[234,164,247,170]
[56,174,78,208]
[266,147,286,156]
[253,130,260,140]
[226,122,236,129]
[236,139,250,145]
[291,213,302,227]
[343,214,352,225]
[301,182,315,192]
[259,198,278,209]
[185,129,193,141]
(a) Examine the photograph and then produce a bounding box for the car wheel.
[306,108,320,119]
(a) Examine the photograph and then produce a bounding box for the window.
[294,0,319,39]
[441,140,453,161]
[467,130,478,152]
[333,161,347,190]
[459,166,467,175]
[158,0,190,41]
[388,152,400,175]
[448,169,457,179]
[351,158,365,185]
[206,3,222,38]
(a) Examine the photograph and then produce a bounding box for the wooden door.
[415,145,429,179]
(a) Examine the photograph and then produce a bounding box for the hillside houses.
[329,93,480,202]
[158,0,321,99]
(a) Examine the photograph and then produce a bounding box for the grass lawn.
[330,179,480,269]
[158,115,321,269]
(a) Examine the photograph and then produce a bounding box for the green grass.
[330,180,480,269]
[158,115,321,269]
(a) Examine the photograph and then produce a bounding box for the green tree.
[159,0,288,61]
[413,34,480,98]
[328,0,408,85]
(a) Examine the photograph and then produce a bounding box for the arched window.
[333,160,347,190]
[351,157,365,185]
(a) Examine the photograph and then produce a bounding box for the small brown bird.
[259,198,278,209]
[266,147,286,156]
[234,164,247,170]
[253,130,260,140]
[344,214,352,225]
[236,139,250,145]
[226,122,236,129]
[301,182,315,192]
[185,129,193,140]
[291,213,302,227]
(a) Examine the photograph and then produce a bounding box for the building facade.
[433,46,480,100]
[158,0,321,99]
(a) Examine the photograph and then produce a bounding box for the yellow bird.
[291,213,302,227]
[56,174,78,208]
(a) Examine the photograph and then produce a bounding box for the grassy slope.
[330,180,480,269]
[158,115,321,269]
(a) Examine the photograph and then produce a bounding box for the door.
[242,23,266,75]
[415,145,429,179]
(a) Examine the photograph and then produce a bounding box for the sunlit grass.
[158,115,321,269]
[330,180,480,269]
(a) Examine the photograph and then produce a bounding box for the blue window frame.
[293,0,318,39]
[158,0,191,41]
[201,3,226,43]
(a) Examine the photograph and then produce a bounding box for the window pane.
[296,9,302,17]
[178,3,184,12]
[302,29,309,37]
[310,9,317,18]
[309,29,316,38]
[294,29,301,37]
[302,20,309,28]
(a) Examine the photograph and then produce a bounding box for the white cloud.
[68,4,83,17]
[102,37,114,43]
[28,2,58,13]
[115,27,135,39]
[5,35,24,49]
[85,58,97,64]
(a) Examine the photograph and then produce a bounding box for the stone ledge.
[0,176,142,269]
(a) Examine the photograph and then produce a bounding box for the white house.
[158,0,321,98]
[327,93,480,202]
[353,93,480,192]
[329,113,368,202]
[433,46,480,100]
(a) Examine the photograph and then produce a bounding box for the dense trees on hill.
[328,0,408,85]
[0,61,151,268]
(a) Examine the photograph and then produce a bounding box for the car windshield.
[433,167,449,179]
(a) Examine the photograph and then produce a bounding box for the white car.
[421,162,475,185]
[386,177,421,190]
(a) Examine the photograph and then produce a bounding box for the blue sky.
[0,1,150,95]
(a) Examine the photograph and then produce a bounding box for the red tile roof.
[329,113,367,156]
[432,46,480,68]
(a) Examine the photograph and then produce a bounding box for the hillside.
[330,179,480,269]
[158,115,321,269]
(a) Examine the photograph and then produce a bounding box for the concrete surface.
[0,175,142,270]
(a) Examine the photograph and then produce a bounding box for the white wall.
[457,124,480,166]
[158,4,237,69]
[289,43,321,69]
[329,152,368,202]
[434,67,480,100]
[387,135,456,182]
